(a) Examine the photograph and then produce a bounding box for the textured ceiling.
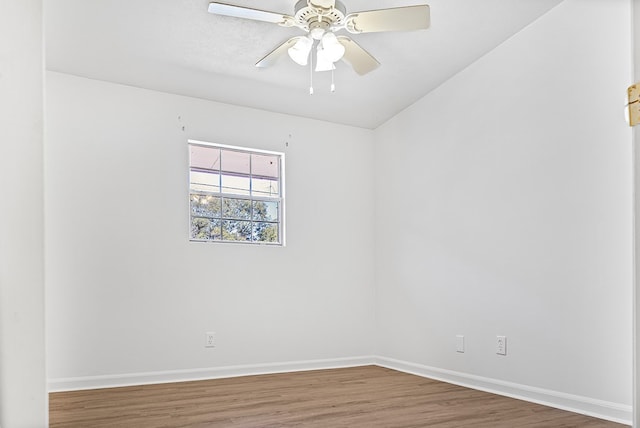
[45,0,562,129]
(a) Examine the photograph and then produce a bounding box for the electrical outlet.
[456,335,465,353]
[205,332,216,348]
[496,335,507,356]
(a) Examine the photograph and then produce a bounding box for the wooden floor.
[50,366,628,428]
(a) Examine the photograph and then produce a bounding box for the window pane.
[252,200,278,222]
[221,150,250,174]
[252,177,279,197]
[190,170,220,193]
[251,154,279,179]
[188,142,284,245]
[221,173,250,195]
[223,198,252,220]
[190,194,221,218]
[190,146,220,171]
[191,218,221,240]
[222,220,252,241]
[253,222,279,243]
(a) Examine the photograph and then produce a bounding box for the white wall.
[0,0,47,426]
[375,0,633,421]
[45,72,375,387]
[633,0,640,425]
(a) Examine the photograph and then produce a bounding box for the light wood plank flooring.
[50,365,628,427]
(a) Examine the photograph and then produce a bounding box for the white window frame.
[188,139,286,246]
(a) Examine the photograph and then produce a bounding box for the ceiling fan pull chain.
[309,52,314,95]
[331,67,336,93]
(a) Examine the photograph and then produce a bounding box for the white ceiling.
[45,0,562,129]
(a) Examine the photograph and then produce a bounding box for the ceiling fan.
[207,0,430,77]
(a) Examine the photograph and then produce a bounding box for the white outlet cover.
[496,335,507,355]
[205,332,216,348]
[456,335,465,353]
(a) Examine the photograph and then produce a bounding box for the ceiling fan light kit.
[208,0,430,93]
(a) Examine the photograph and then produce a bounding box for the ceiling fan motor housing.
[294,0,347,32]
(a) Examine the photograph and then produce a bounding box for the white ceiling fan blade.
[208,2,291,25]
[345,5,430,34]
[337,36,380,76]
[256,37,304,68]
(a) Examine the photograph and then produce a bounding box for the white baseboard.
[374,356,632,426]
[47,356,376,392]
[48,355,632,425]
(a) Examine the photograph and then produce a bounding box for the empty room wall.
[633,0,640,425]
[0,0,47,426]
[374,0,633,422]
[45,72,376,389]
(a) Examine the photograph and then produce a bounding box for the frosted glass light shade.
[320,32,345,63]
[315,32,344,71]
[288,36,313,66]
[315,47,336,72]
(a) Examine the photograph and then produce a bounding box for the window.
[188,140,285,245]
